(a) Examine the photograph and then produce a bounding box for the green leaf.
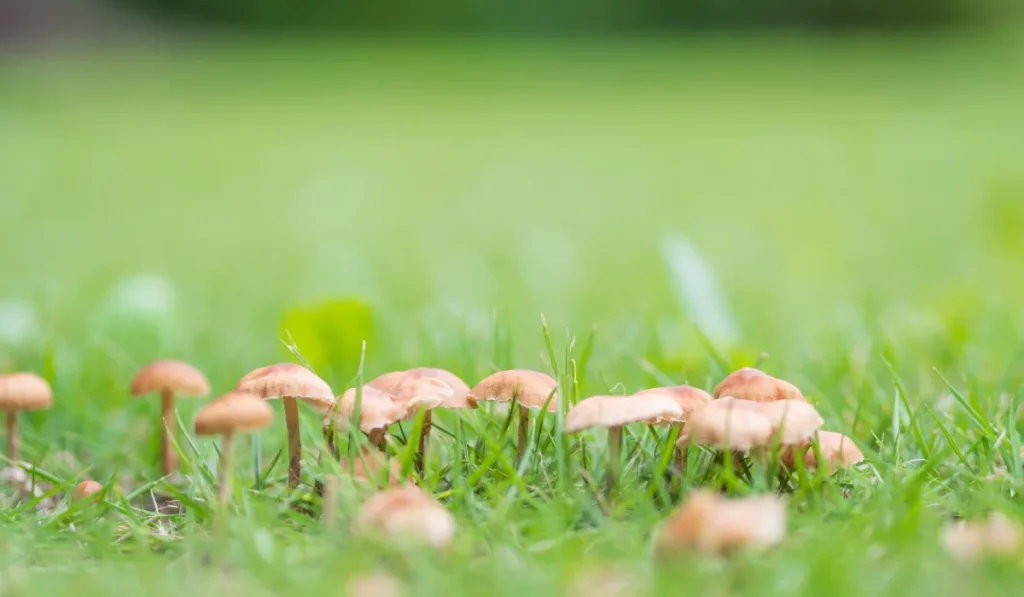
[279,298,373,377]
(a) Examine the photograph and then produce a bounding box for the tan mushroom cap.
[634,385,712,421]
[194,392,274,436]
[470,369,558,412]
[236,363,334,410]
[390,377,455,416]
[355,485,456,549]
[755,400,824,446]
[656,489,786,555]
[72,480,103,500]
[782,431,864,471]
[0,373,53,412]
[130,360,210,397]
[713,367,805,403]
[370,368,475,410]
[943,513,1022,561]
[341,446,403,486]
[565,395,683,434]
[678,398,773,451]
[327,386,406,433]
[346,573,404,597]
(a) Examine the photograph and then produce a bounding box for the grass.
[2,29,1024,596]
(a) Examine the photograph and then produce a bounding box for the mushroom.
[369,368,472,474]
[0,372,53,461]
[634,385,712,468]
[346,573,404,597]
[194,391,274,505]
[943,513,1022,561]
[655,489,786,555]
[678,397,774,452]
[713,367,805,402]
[131,360,211,476]
[565,394,682,491]
[469,369,558,463]
[236,363,333,488]
[72,479,103,501]
[782,431,863,472]
[340,445,403,487]
[754,400,824,446]
[354,485,455,550]
[327,385,407,448]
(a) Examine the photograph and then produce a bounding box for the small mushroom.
[566,394,682,491]
[346,573,404,597]
[340,445,403,487]
[655,489,786,555]
[236,363,333,487]
[634,384,713,469]
[194,391,274,505]
[354,485,455,550]
[370,368,472,475]
[943,513,1022,561]
[754,400,824,446]
[782,431,864,472]
[678,398,773,451]
[566,569,638,597]
[0,372,53,461]
[713,367,804,403]
[470,369,558,463]
[328,385,407,447]
[73,480,103,501]
[131,360,210,476]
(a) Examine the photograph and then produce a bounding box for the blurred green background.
[2,1,1024,463]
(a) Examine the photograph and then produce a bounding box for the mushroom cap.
[369,368,475,410]
[341,446,403,486]
[470,369,558,412]
[755,400,824,446]
[782,431,864,471]
[0,372,53,412]
[72,480,103,500]
[565,394,683,434]
[389,377,455,416]
[130,360,210,398]
[678,398,773,451]
[712,367,805,403]
[633,385,712,421]
[346,573,404,597]
[236,363,333,410]
[194,392,274,436]
[327,386,406,433]
[656,489,786,555]
[943,513,1022,561]
[355,485,455,549]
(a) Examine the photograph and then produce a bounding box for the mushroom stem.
[517,406,530,465]
[160,388,176,476]
[607,425,623,495]
[283,396,301,487]
[5,412,18,461]
[368,428,386,449]
[218,432,234,506]
[416,410,432,476]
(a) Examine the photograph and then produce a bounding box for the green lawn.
[2,31,1024,596]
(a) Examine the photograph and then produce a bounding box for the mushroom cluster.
[1,358,874,562]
